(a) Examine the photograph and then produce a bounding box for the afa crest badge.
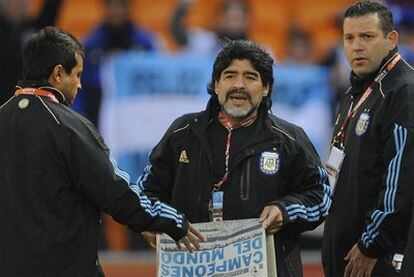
[355,112,370,136]
[260,151,280,175]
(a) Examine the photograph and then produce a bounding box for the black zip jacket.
[401,199,414,276]
[140,97,331,277]
[322,51,414,276]
[0,81,189,276]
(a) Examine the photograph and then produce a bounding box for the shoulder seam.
[271,125,295,141]
[173,123,189,133]
[37,96,60,125]
[402,58,414,71]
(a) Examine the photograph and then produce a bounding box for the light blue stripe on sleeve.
[286,166,332,222]
[109,155,183,229]
[361,124,407,247]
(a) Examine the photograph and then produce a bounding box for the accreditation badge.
[209,191,224,222]
[325,146,345,190]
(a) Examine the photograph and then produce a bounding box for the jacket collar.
[349,47,398,97]
[191,95,276,144]
[15,80,69,106]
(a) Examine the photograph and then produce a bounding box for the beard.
[219,88,261,119]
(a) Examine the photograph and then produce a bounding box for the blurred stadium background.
[2,0,413,276]
[28,0,353,59]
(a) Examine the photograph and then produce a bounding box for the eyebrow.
[223,69,237,75]
[344,31,377,36]
[245,71,259,77]
[223,69,259,77]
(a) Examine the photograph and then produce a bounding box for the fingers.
[141,231,157,249]
[261,207,276,229]
[344,245,356,277]
[261,205,283,231]
[259,206,270,223]
[344,261,352,277]
[350,263,359,277]
[343,244,377,277]
[267,226,281,234]
[365,263,375,277]
[177,237,193,253]
[186,231,200,251]
[182,237,194,253]
[346,263,373,277]
[189,223,206,243]
[175,223,206,253]
[344,263,364,277]
[344,249,352,261]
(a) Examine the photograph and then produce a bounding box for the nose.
[232,75,245,89]
[352,37,363,51]
[78,81,82,90]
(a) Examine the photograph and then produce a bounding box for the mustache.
[225,88,251,101]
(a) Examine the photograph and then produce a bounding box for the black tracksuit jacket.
[0,81,189,276]
[401,199,414,276]
[322,51,414,276]
[140,97,332,277]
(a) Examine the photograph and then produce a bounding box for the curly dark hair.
[207,40,274,110]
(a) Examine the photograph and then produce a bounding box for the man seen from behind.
[0,26,205,277]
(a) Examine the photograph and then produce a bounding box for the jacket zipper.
[200,146,211,218]
[240,159,250,200]
[282,244,295,277]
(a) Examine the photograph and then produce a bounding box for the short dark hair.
[208,40,274,109]
[343,1,394,36]
[22,26,84,80]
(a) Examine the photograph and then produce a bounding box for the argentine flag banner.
[100,52,332,181]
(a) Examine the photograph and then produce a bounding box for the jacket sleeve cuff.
[165,215,189,242]
[357,240,380,258]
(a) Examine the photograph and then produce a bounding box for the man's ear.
[262,85,270,97]
[387,30,399,50]
[48,64,65,85]
[214,80,219,94]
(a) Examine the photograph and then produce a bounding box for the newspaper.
[156,218,277,277]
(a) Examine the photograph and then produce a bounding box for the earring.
[215,90,219,95]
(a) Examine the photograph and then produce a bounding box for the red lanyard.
[213,112,255,190]
[334,53,401,147]
[14,88,59,103]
